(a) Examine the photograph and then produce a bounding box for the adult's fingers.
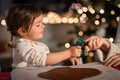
[105,54,120,67]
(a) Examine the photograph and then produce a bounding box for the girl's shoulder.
[35,41,48,47]
[13,38,33,48]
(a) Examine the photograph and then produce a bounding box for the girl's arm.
[46,46,81,66]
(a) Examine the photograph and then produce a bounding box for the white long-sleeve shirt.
[12,38,50,68]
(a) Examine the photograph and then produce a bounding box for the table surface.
[11,62,120,80]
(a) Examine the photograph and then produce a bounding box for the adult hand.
[85,36,110,53]
[104,54,120,67]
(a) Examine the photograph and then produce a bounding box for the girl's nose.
[42,23,45,28]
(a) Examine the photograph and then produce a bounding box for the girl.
[5,4,81,68]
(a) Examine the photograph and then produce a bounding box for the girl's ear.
[17,27,26,36]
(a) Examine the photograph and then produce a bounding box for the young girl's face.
[24,15,45,41]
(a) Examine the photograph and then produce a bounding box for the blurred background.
[0,0,120,68]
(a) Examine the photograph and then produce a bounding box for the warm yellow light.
[88,5,95,14]
[110,10,115,15]
[54,14,60,18]
[82,13,87,18]
[1,19,6,26]
[109,37,114,42]
[95,14,100,19]
[118,4,120,8]
[82,7,88,12]
[89,9,95,14]
[79,14,88,23]
[88,5,92,9]
[100,9,104,14]
[65,43,70,48]
[89,52,94,57]
[77,9,83,14]
[73,18,79,23]
[43,17,49,24]
[61,17,68,23]
[79,16,87,23]
[116,17,120,22]
[47,12,55,18]
[101,18,106,23]
[55,18,61,24]
[94,20,100,25]
[78,31,83,36]
[49,19,55,24]
[68,18,74,24]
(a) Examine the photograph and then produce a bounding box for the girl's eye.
[36,23,40,27]
[36,24,40,27]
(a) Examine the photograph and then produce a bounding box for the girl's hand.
[70,46,82,57]
[69,57,80,65]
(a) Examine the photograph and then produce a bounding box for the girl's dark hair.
[5,4,42,36]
